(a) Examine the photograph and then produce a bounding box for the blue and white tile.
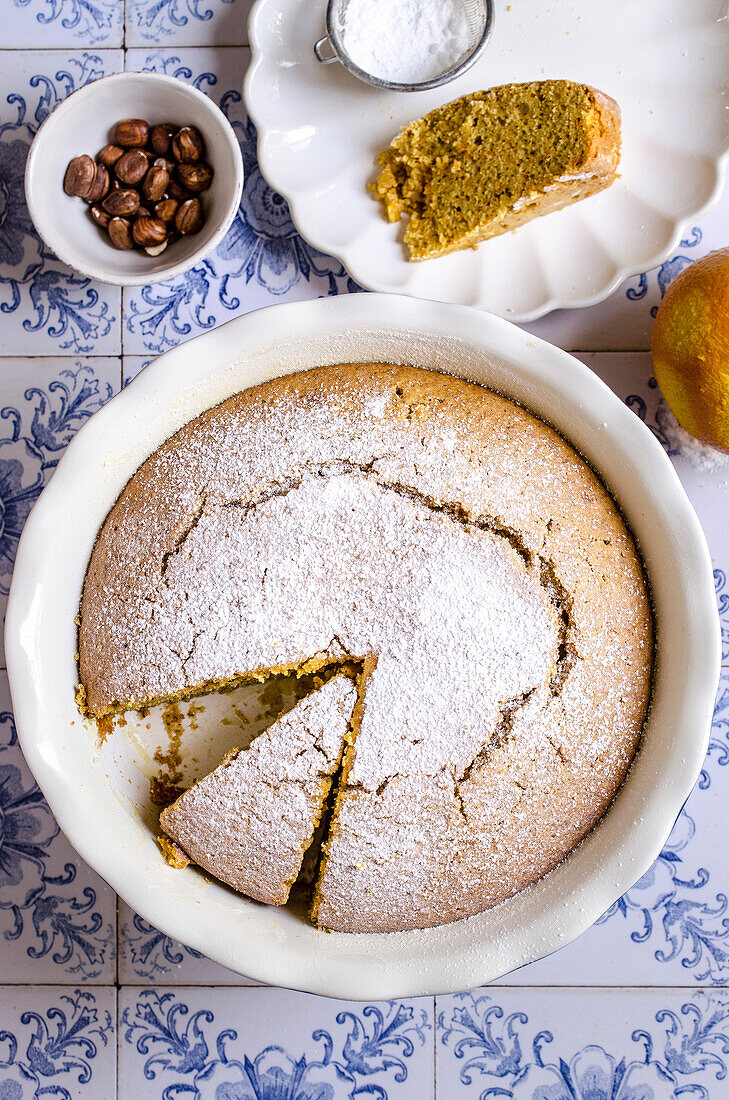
[527,191,729,351]
[0,670,116,983]
[126,0,253,46]
[4,0,123,47]
[577,350,729,583]
[0,356,120,667]
[0,986,116,1097]
[499,667,729,987]
[119,986,434,1099]
[0,51,122,355]
[118,901,257,984]
[121,355,152,385]
[122,48,360,356]
[436,988,729,1099]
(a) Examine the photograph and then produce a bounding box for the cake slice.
[370,79,621,261]
[159,674,357,905]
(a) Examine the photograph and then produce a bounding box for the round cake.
[78,363,653,933]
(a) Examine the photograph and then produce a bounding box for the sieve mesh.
[327,0,492,91]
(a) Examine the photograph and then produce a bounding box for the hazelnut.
[108,217,134,250]
[63,154,96,198]
[115,148,149,186]
[102,188,140,217]
[166,178,192,203]
[90,204,111,229]
[142,165,170,203]
[174,197,203,236]
[97,144,124,169]
[136,205,152,219]
[145,240,169,257]
[150,123,176,156]
[84,163,110,204]
[155,198,179,222]
[114,118,150,148]
[132,215,167,247]
[152,156,175,173]
[176,161,213,192]
[172,126,204,163]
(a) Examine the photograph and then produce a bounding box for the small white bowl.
[5,294,721,999]
[25,72,243,286]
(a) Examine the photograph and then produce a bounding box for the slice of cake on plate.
[370,79,621,260]
[159,673,356,905]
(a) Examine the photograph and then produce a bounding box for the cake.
[370,80,621,261]
[78,363,653,933]
[159,674,356,905]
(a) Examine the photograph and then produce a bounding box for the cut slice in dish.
[159,674,357,905]
[370,80,621,261]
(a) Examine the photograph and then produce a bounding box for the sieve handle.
[314,35,339,64]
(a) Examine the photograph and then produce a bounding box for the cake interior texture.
[159,674,357,907]
[370,80,621,260]
[78,363,653,934]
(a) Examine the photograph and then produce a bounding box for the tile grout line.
[432,994,437,1100]
[116,983,121,1100]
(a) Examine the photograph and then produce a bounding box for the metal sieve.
[314,0,494,93]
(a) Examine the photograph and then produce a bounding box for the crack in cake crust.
[78,363,653,933]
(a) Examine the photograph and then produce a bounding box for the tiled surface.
[121,46,358,355]
[117,901,257,984]
[119,987,434,1097]
[125,0,253,46]
[1,1,729,1096]
[0,50,123,355]
[436,988,729,1097]
[0,986,116,1097]
[0,357,120,667]
[3,1,123,47]
[0,667,117,984]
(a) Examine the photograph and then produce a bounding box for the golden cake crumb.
[78,363,652,933]
[370,80,621,260]
[157,835,191,869]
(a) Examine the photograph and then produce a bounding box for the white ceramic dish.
[5,294,720,999]
[246,0,729,321]
[25,72,244,287]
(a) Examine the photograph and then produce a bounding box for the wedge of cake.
[159,674,356,905]
[370,80,621,261]
[79,364,653,933]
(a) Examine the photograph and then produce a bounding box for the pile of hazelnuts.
[63,118,214,255]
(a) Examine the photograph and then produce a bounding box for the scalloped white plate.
[5,295,720,998]
[245,0,729,321]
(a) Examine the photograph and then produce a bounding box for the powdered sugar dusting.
[161,471,557,787]
[663,406,729,474]
[160,674,356,905]
[81,364,653,932]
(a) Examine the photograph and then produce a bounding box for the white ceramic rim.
[5,294,721,999]
[245,0,729,322]
[24,72,244,287]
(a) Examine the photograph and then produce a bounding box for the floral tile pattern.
[118,901,257,984]
[0,5,728,1097]
[0,986,116,1098]
[436,988,729,1099]
[0,51,123,355]
[5,0,123,47]
[125,0,253,46]
[119,987,434,1099]
[122,48,361,355]
[0,672,117,983]
[0,356,120,666]
[502,667,729,987]
[527,225,711,352]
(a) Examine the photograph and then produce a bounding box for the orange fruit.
[651,247,729,453]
